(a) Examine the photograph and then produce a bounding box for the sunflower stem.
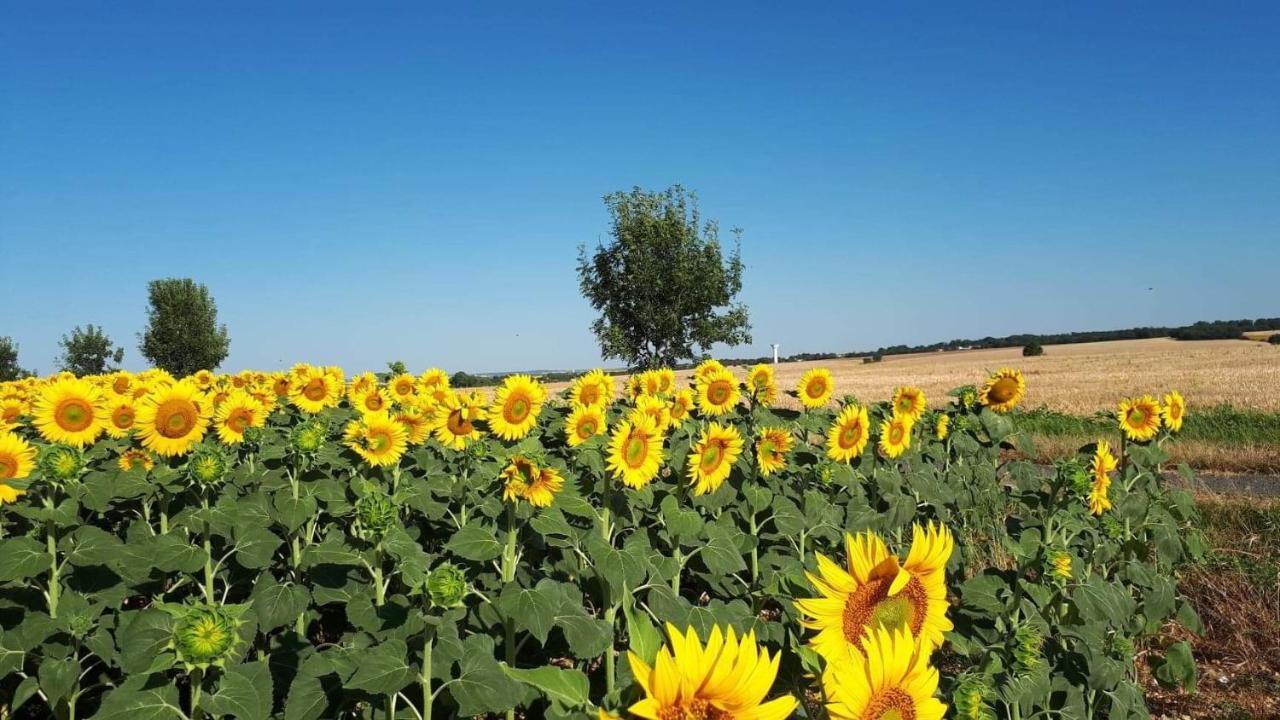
[45,518,60,619]
[201,495,215,604]
[501,503,519,720]
[421,633,433,720]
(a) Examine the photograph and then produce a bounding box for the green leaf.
[345,639,414,695]
[498,582,559,645]
[203,660,273,720]
[283,653,333,720]
[38,656,79,705]
[445,524,503,562]
[1152,641,1196,692]
[234,525,284,570]
[66,525,125,567]
[503,665,590,711]
[94,677,187,720]
[0,536,47,581]
[273,492,318,533]
[251,575,310,633]
[447,635,520,716]
[700,525,747,576]
[116,609,175,675]
[622,597,661,665]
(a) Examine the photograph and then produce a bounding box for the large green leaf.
[503,665,589,712]
[445,524,503,562]
[203,660,274,720]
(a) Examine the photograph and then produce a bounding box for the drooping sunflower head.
[754,426,793,477]
[565,403,606,447]
[952,673,996,720]
[0,433,36,502]
[1012,622,1045,673]
[33,377,106,448]
[500,455,538,504]
[747,364,778,405]
[213,390,265,445]
[117,448,156,473]
[1162,390,1185,433]
[826,404,870,463]
[879,414,914,459]
[343,411,409,468]
[1117,394,1162,442]
[569,369,614,409]
[797,368,835,410]
[1048,550,1072,580]
[136,380,211,457]
[186,444,230,488]
[627,623,798,720]
[822,626,946,720]
[892,386,927,422]
[978,368,1025,414]
[696,367,741,417]
[796,523,954,660]
[501,456,564,508]
[38,443,85,483]
[164,603,249,670]
[606,415,664,489]
[489,374,546,441]
[934,413,949,440]
[1088,440,1117,515]
[687,422,744,496]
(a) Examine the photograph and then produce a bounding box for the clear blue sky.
[2,2,1277,374]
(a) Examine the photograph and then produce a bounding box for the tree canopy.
[577,185,751,369]
[0,336,34,381]
[138,278,231,376]
[57,324,124,375]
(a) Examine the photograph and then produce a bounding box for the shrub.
[1023,342,1045,356]
[1268,333,1280,345]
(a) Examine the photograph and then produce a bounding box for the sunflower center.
[156,399,198,438]
[839,421,864,449]
[505,396,530,424]
[889,424,906,444]
[0,456,14,479]
[2,406,19,422]
[707,381,732,405]
[55,398,94,432]
[1169,404,1182,420]
[445,410,472,436]
[227,410,251,433]
[806,380,825,398]
[577,419,597,437]
[990,378,1018,403]
[657,699,733,720]
[699,440,726,473]
[366,395,384,411]
[624,434,649,468]
[1128,408,1147,425]
[303,379,327,401]
[841,575,927,644]
[368,429,391,452]
[113,407,134,429]
[864,689,917,720]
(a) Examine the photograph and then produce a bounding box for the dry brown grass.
[1027,435,1280,475]
[1242,329,1280,341]
[537,337,1280,414]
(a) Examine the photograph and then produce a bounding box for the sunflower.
[755,426,793,477]
[213,390,266,445]
[822,626,946,720]
[687,422,744,496]
[192,369,216,391]
[135,380,212,457]
[271,374,292,398]
[343,411,408,468]
[934,414,949,441]
[796,523,954,659]
[747,364,778,406]
[431,391,486,450]
[0,397,26,432]
[668,389,694,425]
[393,405,433,445]
[353,386,392,415]
[0,432,37,503]
[117,448,156,473]
[1050,551,1072,580]
[879,415,913,459]
[383,373,415,403]
[33,377,107,447]
[418,368,451,393]
[627,623,797,720]
[606,415,664,489]
[500,456,564,508]
[1117,395,1162,442]
[109,371,135,397]
[696,368,740,417]
[694,359,726,383]
[640,370,664,398]
[489,374,546,441]
[655,368,676,395]
[978,368,1025,413]
[566,404,606,447]
[346,372,378,403]
[289,367,342,414]
[892,386,927,423]
[631,395,672,433]
[104,398,138,439]
[796,368,835,410]
[569,369,614,408]
[826,404,870,463]
[1162,390,1186,433]
[1088,440,1116,515]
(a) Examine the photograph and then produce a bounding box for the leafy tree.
[1269,333,1280,345]
[138,278,231,376]
[1022,342,1045,357]
[577,185,751,369]
[56,324,124,375]
[0,336,34,381]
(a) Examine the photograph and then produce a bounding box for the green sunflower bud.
[1013,622,1045,674]
[426,562,467,609]
[240,425,264,447]
[354,491,399,540]
[952,673,996,720]
[290,419,327,455]
[162,603,249,670]
[1101,515,1124,540]
[186,444,230,487]
[38,444,85,483]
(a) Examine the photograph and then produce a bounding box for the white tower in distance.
[771,344,780,364]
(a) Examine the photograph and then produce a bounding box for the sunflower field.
[0,361,1204,719]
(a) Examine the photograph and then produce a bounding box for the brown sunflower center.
[1127,407,1148,426]
[112,406,135,429]
[113,378,131,394]
[658,699,733,720]
[889,423,906,444]
[0,455,14,479]
[156,399,198,439]
[55,398,94,432]
[864,689,917,720]
[698,440,726,473]
[504,395,531,424]
[2,406,19,422]
[395,381,413,396]
[577,419,597,437]
[624,434,649,468]
[445,410,472,436]
[990,378,1018,403]
[365,394,384,411]
[578,384,600,406]
[806,379,827,399]
[368,429,391,452]
[707,380,732,405]
[841,575,927,645]
[303,379,327,402]
[1169,403,1182,420]
[839,421,863,450]
[227,409,251,433]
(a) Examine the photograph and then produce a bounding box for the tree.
[1022,342,1045,357]
[138,278,230,376]
[57,325,124,375]
[577,185,751,369]
[0,336,34,381]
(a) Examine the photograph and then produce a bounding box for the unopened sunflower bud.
[426,562,467,609]
[186,444,229,487]
[354,491,398,540]
[39,444,84,483]
[1013,623,1045,673]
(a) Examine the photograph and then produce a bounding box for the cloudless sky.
[2,2,1277,374]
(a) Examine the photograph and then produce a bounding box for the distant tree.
[1269,334,1280,345]
[450,371,494,388]
[577,185,751,369]
[57,324,124,375]
[138,278,231,376]
[386,360,408,375]
[1022,342,1045,357]
[0,336,34,381]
